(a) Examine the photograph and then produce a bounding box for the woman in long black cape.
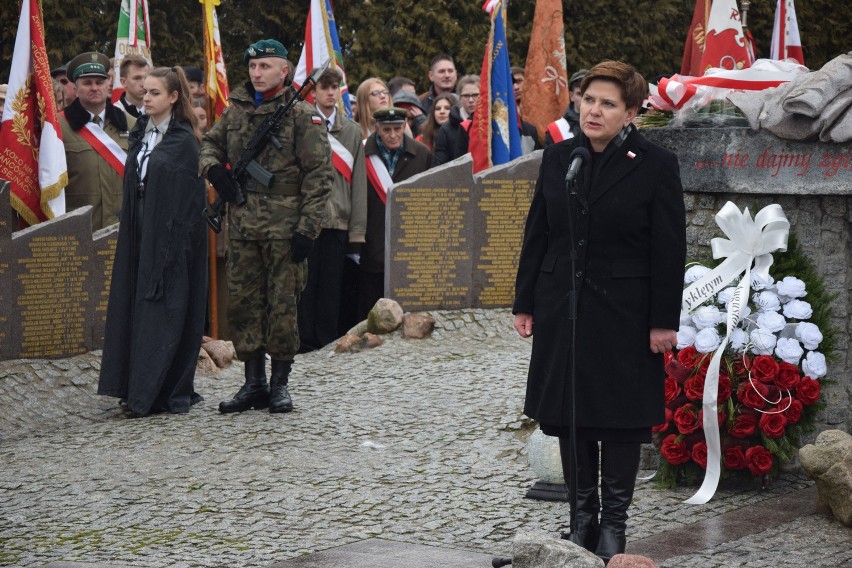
[98,67,208,417]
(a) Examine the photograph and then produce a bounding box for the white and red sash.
[76,123,127,177]
[365,154,393,205]
[546,117,574,143]
[328,133,354,183]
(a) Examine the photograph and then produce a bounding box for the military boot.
[269,359,293,413]
[218,354,269,413]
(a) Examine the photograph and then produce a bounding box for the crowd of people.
[2,40,688,566]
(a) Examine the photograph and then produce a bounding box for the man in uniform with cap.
[200,39,332,415]
[359,107,430,317]
[59,51,135,231]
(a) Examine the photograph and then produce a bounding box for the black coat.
[98,117,208,416]
[513,127,686,431]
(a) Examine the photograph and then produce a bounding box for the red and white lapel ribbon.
[681,202,789,504]
[78,123,127,177]
[365,154,393,205]
[328,134,354,183]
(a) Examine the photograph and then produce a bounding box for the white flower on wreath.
[692,305,723,329]
[679,310,694,328]
[783,299,813,320]
[776,276,807,299]
[801,351,827,379]
[685,264,710,284]
[795,322,823,350]
[695,327,721,353]
[753,290,782,312]
[677,325,697,349]
[756,311,787,333]
[716,287,736,306]
[775,337,804,365]
[751,272,775,291]
[750,327,777,355]
[729,327,748,352]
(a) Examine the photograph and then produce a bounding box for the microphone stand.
[564,170,582,544]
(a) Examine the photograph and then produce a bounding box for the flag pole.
[202,0,219,339]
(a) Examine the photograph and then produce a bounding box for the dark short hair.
[119,55,149,77]
[430,53,454,70]
[580,60,647,110]
[314,66,344,87]
[387,76,416,95]
[510,66,525,76]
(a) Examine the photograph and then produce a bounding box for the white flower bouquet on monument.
[654,205,836,493]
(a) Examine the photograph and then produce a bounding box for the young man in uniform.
[59,51,135,231]
[115,55,149,118]
[298,67,366,352]
[200,39,333,414]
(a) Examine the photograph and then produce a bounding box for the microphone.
[565,147,590,186]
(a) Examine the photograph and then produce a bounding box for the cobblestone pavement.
[1,309,849,567]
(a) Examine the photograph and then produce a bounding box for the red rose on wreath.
[781,397,803,424]
[759,410,787,438]
[691,441,708,469]
[745,445,774,476]
[738,380,769,409]
[664,377,681,404]
[653,408,673,433]
[730,354,751,378]
[723,445,748,470]
[776,362,801,390]
[717,373,732,402]
[661,434,690,465]
[751,355,780,384]
[674,404,701,435]
[677,346,702,368]
[797,377,821,405]
[665,357,692,383]
[684,374,705,402]
[728,413,758,438]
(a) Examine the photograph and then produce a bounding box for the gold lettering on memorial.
[95,237,118,317]
[392,188,470,307]
[16,235,88,357]
[477,178,535,305]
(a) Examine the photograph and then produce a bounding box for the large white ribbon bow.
[680,202,789,505]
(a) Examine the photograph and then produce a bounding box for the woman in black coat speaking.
[513,61,686,564]
[98,67,208,417]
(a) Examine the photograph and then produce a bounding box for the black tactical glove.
[207,165,238,203]
[290,232,314,264]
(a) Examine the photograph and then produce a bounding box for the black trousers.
[297,229,346,352]
[357,270,384,322]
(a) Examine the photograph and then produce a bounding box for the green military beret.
[373,107,408,125]
[243,39,288,63]
[67,52,110,82]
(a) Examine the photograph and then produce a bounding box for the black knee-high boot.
[594,441,641,564]
[559,437,600,552]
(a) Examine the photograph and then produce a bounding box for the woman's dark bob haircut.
[579,60,647,111]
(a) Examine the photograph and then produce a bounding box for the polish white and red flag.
[699,0,751,74]
[771,0,805,66]
[292,0,352,118]
[0,0,67,226]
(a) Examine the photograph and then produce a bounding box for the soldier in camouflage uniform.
[199,39,333,414]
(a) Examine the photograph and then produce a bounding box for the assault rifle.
[203,59,331,233]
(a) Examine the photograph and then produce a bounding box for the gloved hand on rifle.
[207,165,239,203]
[290,232,314,264]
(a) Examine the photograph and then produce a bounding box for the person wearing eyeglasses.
[432,74,479,166]
[355,78,391,139]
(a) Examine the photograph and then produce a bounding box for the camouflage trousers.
[227,238,307,361]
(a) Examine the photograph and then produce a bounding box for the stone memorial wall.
[0,182,118,360]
